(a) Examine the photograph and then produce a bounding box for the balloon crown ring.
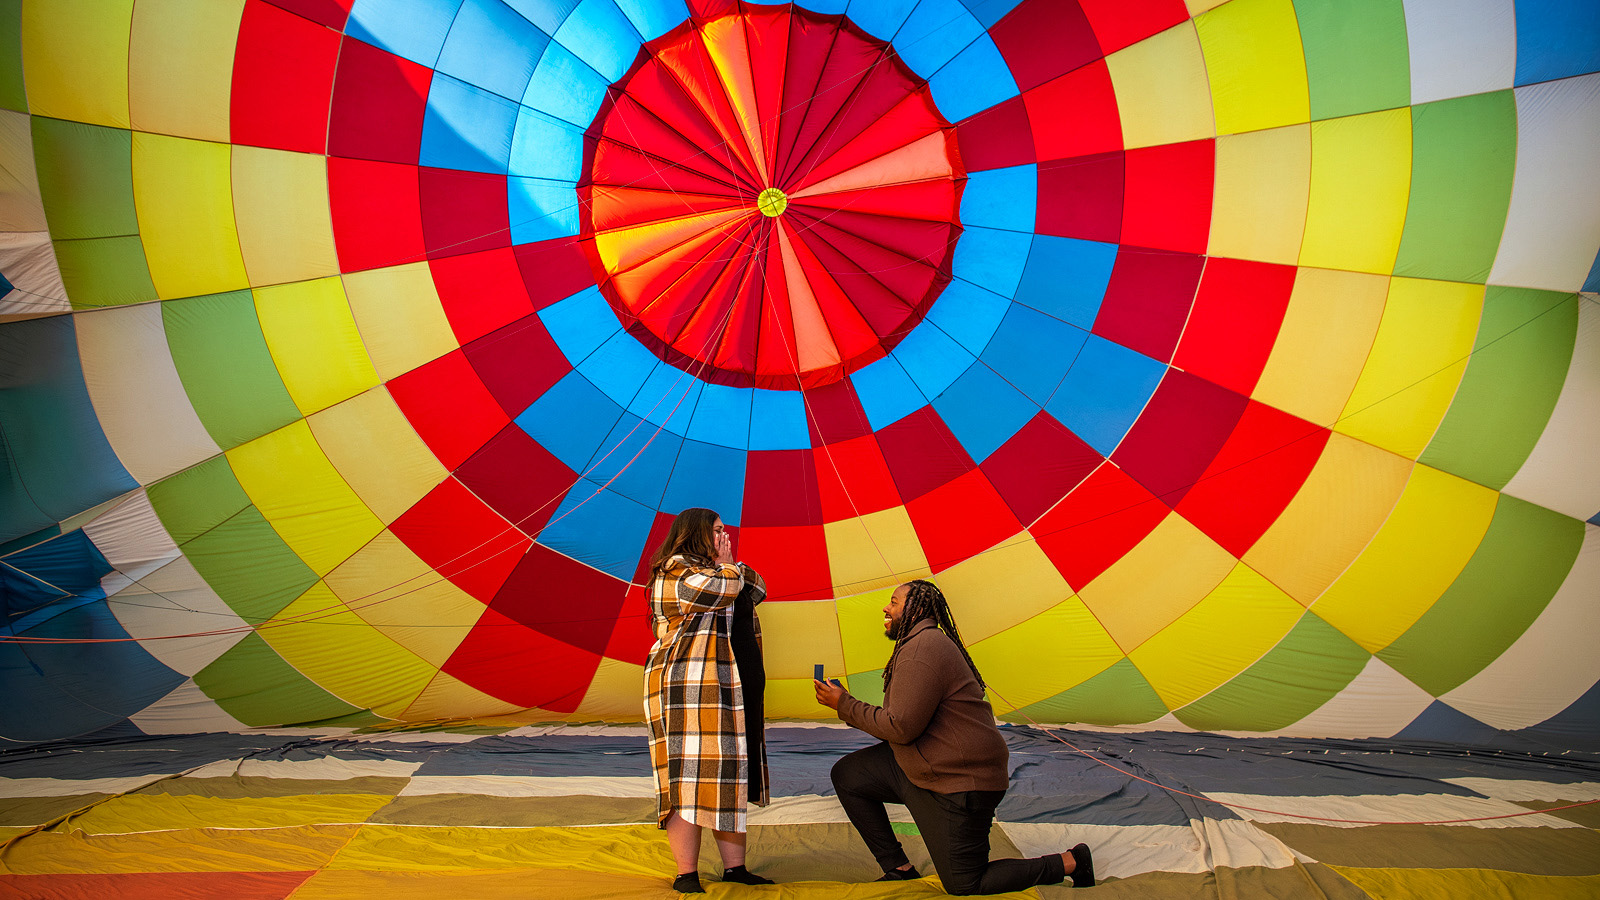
[757,187,788,217]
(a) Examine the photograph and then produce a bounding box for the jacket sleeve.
[835,653,943,745]
[739,563,767,604]
[673,561,746,613]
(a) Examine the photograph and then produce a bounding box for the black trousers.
[831,742,1066,895]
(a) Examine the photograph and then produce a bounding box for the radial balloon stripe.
[260,581,437,714]
[110,557,248,676]
[1112,370,1249,505]
[78,304,218,485]
[969,592,1124,706]
[231,0,341,155]
[327,159,427,271]
[823,508,925,595]
[1208,125,1308,263]
[1252,268,1386,426]
[1512,0,1600,85]
[438,0,547,101]
[233,150,340,286]
[935,537,1064,642]
[1379,495,1582,696]
[1297,0,1410,121]
[1495,75,1600,290]
[1021,657,1168,727]
[1500,300,1600,521]
[133,135,248,298]
[1172,258,1295,397]
[1047,334,1165,455]
[328,39,432,164]
[1193,0,1307,135]
[930,364,1036,465]
[1313,465,1497,654]
[1080,513,1236,651]
[161,292,300,449]
[1335,278,1480,459]
[389,477,527,602]
[1418,288,1576,490]
[306,389,447,525]
[1173,400,1329,558]
[18,1,127,128]
[1302,110,1412,274]
[1396,93,1516,283]
[1122,140,1213,253]
[144,455,252,547]
[420,75,519,174]
[326,534,483,667]
[182,506,320,622]
[1106,22,1214,147]
[1128,562,1303,709]
[194,631,367,727]
[419,167,512,256]
[32,118,131,244]
[1174,611,1370,732]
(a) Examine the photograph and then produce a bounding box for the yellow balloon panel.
[1193,0,1310,135]
[128,0,242,141]
[232,145,340,287]
[1245,433,1413,605]
[1313,464,1498,654]
[967,595,1124,711]
[259,581,438,717]
[324,531,484,668]
[760,599,845,683]
[254,276,382,415]
[1336,277,1484,459]
[1128,563,1305,710]
[399,671,527,723]
[227,418,385,577]
[1299,108,1412,274]
[934,535,1070,644]
[1253,267,1388,428]
[307,386,448,525]
[342,263,458,381]
[21,0,133,129]
[1079,514,1237,653]
[132,132,250,298]
[1104,21,1215,149]
[1208,124,1310,265]
[834,585,897,677]
[823,508,929,596]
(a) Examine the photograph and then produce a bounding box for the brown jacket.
[835,619,1009,793]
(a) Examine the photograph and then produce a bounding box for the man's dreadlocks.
[883,580,984,692]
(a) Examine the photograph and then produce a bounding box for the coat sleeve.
[673,561,745,614]
[835,653,943,745]
[739,563,766,604]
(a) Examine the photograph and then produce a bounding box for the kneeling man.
[814,580,1094,894]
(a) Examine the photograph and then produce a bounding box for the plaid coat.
[644,556,769,831]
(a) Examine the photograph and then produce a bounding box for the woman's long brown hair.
[648,507,721,576]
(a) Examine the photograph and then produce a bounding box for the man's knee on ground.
[830,754,869,794]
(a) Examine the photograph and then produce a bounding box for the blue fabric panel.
[966,0,1025,29]
[553,0,644,83]
[851,354,928,431]
[626,363,702,437]
[1513,0,1600,85]
[0,530,109,628]
[539,286,619,365]
[0,270,13,298]
[420,74,518,174]
[435,0,548,101]
[928,33,1019,122]
[0,532,183,742]
[1045,335,1164,456]
[932,363,1037,463]
[801,0,848,13]
[960,164,1037,232]
[509,106,586,182]
[662,439,747,525]
[577,331,658,406]
[845,0,917,43]
[924,280,1009,356]
[1584,247,1600,293]
[952,226,1031,299]
[893,320,974,402]
[1016,235,1116,330]
[1391,700,1505,746]
[980,303,1090,407]
[415,733,651,775]
[894,0,983,81]
[0,316,137,544]
[504,0,580,34]
[346,0,464,68]
[508,176,581,243]
[0,525,60,557]
[685,382,752,449]
[613,0,690,41]
[1517,675,1600,750]
[0,731,291,771]
[584,412,683,508]
[747,389,808,450]
[515,371,623,473]
[522,41,609,127]
[537,478,657,579]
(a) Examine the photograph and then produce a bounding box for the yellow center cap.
[757,187,788,217]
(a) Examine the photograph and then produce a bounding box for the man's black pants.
[831,741,1066,895]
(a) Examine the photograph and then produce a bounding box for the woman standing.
[644,508,772,893]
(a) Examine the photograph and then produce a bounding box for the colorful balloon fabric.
[1,0,1598,746]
